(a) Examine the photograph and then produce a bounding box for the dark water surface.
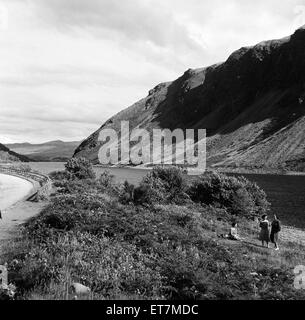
[28,163,305,228]
[230,173,305,228]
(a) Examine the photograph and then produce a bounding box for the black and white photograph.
[0,0,305,309]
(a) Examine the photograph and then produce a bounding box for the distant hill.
[0,143,30,163]
[6,140,81,162]
[74,26,305,172]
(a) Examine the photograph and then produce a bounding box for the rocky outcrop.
[74,27,305,171]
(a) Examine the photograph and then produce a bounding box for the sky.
[0,0,305,143]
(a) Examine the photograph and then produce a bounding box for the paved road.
[0,173,33,211]
[0,173,37,247]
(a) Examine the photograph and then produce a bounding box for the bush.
[188,172,270,217]
[97,170,117,193]
[12,163,32,173]
[134,174,166,205]
[53,178,98,195]
[238,176,270,216]
[7,232,164,299]
[149,166,188,198]
[64,157,96,180]
[99,170,114,187]
[49,170,71,181]
[133,167,189,205]
[119,181,135,204]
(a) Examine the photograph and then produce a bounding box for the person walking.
[259,215,270,248]
[0,209,2,219]
[270,214,281,251]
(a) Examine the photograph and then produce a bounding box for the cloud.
[0,0,304,143]
[31,0,204,51]
[0,115,96,144]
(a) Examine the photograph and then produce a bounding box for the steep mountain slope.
[6,140,81,162]
[0,143,30,163]
[74,27,305,171]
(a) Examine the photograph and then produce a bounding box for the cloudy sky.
[0,0,304,143]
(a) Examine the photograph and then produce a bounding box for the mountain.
[74,27,305,172]
[6,140,81,162]
[0,143,30,163]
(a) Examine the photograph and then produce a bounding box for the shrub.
[12,163,32,173]
[134,174,166,205]
[53,178,97,195]
[119,181,135,204]
[64,157,96,180]
[49,170,71,181]
[97,170,118,196]
[149,166,188,198]
[98,170,114,187]
[188,172,270,217]
[133,166,189,205]
[238,176,270,216]
[7,232,164,299]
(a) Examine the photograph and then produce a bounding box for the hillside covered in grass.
[75,27,305,172]
[1,159,305,300]
[0,143,30,163]
[6,140,81,162]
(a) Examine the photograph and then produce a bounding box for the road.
[0,173,33,211]
[0,173,44,248]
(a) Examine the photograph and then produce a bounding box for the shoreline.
[95,164,305,177]
[25,161,305,177]
[0,172,48,254]
[0,173,34,211]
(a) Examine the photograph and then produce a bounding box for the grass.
[1,165,305,300]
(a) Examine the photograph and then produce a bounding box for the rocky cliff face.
[74,27,305,171]
[0,143,30,163]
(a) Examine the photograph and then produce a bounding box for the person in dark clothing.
[259,215,271,248]
[270,214,281,251]
[0,209,2,219]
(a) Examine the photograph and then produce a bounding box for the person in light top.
[228,222,241,241]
